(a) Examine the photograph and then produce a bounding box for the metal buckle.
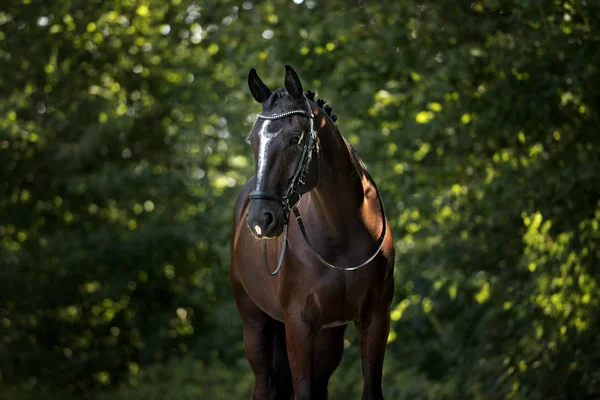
[287,192,301,210]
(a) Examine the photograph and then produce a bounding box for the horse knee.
[301,292,324,333]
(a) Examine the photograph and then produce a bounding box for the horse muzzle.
[245,202,285,239]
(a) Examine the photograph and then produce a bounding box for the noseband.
[248,98,387,276]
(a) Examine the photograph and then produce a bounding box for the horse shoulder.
[230,176,256,285]
[233,176,256,224]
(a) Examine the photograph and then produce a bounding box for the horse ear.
[284,65,304,101]
[248,68,272,103]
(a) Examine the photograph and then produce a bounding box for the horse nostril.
[263,211,274,228]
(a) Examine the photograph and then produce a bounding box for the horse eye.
[290,133,301,145]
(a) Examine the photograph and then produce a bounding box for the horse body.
[230,66,394,400]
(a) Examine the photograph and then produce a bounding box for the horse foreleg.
[312,325,347,400]
[244,318,277,400]
[232,283,277,400]
[285,293,323,400]
[356,304,391,400]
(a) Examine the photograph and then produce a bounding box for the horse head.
[245,65,319,239]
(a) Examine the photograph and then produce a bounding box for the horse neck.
[308,115,365,221]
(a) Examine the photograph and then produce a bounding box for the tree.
[1,0,599,398]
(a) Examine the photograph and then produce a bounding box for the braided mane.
[305,90,365,179]
[304,91,338,123]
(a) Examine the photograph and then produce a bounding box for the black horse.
[230,65,395,399]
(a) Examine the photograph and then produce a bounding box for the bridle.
[249,98,318,221]
[248,97,387,275]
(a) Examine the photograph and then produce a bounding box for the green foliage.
[0,357,254,400]
[1,0,599,399]
[93,357,254,400]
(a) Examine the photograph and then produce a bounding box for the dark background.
[1,0,599,399]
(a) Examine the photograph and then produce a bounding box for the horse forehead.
[253,118,297,136]
[252,119,283,137]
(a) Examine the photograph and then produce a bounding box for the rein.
[248,99,387,275]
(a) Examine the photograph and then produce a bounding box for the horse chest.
[241,260,377,328]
